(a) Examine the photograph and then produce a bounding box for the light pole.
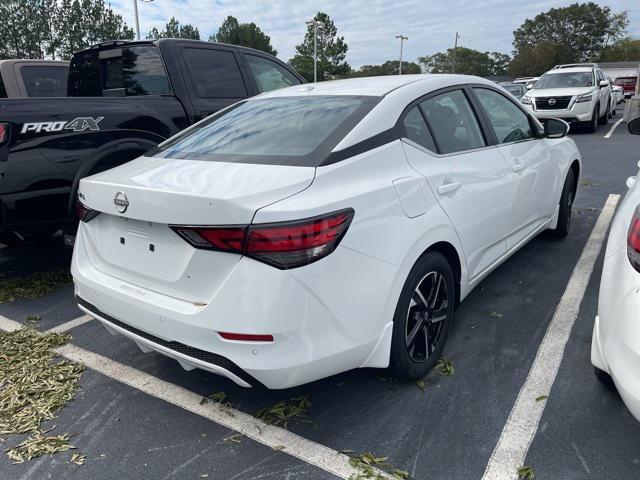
[306,19,324,83]
[452,32,460,74]
[395,34,408,75]
[133,0,155,40]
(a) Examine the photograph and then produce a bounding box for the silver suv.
[521,63,612,132]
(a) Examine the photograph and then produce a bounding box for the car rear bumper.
[71,224,398,389]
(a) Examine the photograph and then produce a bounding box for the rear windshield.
[536,72,594,89]
[21,65,68,97]
[153,96,379,166]
[68,45,170,97]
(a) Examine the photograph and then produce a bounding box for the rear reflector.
[171,208,354,269]
[218,332,274,342]
[628,206,640,272]
[75,200,100,223]
[0,123,8,145]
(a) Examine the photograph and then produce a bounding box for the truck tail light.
[76,200,100,223]
[171,209,354,269]
[0,123,9,145]
[627,206,640,272]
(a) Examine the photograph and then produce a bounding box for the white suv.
[521,64,612,132]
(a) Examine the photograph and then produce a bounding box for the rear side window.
[402,106,436,152]
[183,48,247,98]
[68,46,169,96]
[474,88,533,143]
[154,96,379,166]
[21,66,68,97]
[246,55,300,93]
[0,74,6,98]
[421,90,486,154]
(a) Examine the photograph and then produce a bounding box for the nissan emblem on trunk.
[114,191,129,213]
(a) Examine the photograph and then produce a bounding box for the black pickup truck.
[0,38,304,245]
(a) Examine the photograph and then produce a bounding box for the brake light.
[627,206,640,272]
[0,123,8,145]
[171,209,354,269]
[75,200,100,223]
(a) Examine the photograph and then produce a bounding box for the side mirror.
[544,118,570,139]
[629,117,640,135]
[526,84,534,90]
[599,80,609,88]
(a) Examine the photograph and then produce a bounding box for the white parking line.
[604,118,625,138]
[482,193,619,480]
[0,314,380,479]
[46,314,93,333]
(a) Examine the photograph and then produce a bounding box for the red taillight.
[627,207,640,272]
[75,200,100,223]
[0,123,9,145]
[171,209,354,269]
[218,332,274,342]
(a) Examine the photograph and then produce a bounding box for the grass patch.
[0,268,72,303]
[254,395,311,429]
[347,451,411,479]
[436,356,455,376]
[517,465,535,479]
[0,326,84,463]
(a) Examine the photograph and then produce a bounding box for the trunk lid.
[78,155,315,303]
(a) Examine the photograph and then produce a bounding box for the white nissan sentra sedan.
[72,75,581,389]
[592,118,640,420]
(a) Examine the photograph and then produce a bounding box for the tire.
[594,367,616,391]
[598,101,609,125]
[389,251,456,381]
[550,169,575,239]
[586,104,598,133]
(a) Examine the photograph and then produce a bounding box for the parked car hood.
[527,87,595,98]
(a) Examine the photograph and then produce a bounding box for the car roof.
[546,67,593,74]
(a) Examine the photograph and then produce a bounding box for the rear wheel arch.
[420,241,462,308]
[66,138,158,218]
[570,160,580,200]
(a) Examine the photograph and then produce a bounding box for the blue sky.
[110,0,640,67]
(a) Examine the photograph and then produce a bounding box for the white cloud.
[110,0,640,67]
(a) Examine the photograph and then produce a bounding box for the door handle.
[512,162,525,173]
[437,182,462,195]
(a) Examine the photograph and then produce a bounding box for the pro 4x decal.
[20,117,104,134]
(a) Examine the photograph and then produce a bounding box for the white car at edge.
[522,64,612,133]
[72,75,581,389]
[592,117,640,421]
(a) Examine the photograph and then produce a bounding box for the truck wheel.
[598,102,609,125]
[586,104,598,133]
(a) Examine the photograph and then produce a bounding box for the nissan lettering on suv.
[521,63,612,133]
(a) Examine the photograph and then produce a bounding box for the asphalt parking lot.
[1,112,639,480]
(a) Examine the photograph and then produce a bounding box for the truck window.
[21,66,68,97]
[68,45,170,97]
[183,48,247,98]
[245,55,300,93]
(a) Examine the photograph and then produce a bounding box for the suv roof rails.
[552,63,599,69]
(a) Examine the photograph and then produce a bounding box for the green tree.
[210,16,277,55]
[508,41,575,78]
[289,12,349,81]
[599,37,640,62]
[418,47,509,77]
[147,17,200,40]
[0,0,133,60]
[513,2,628,63]
[347,60,421,77]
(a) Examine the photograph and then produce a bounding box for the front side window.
[21,66,68,97]
[474,88,533,143]
[246,55,300,93]
[536,72,594,89]
[402,106,436,152]
[183,48,247,98]
[154,95,378,166]
[420,90,486,154]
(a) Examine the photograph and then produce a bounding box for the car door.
[400,88,515,281]
[178,44,249,121]
[472,87,556,249]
